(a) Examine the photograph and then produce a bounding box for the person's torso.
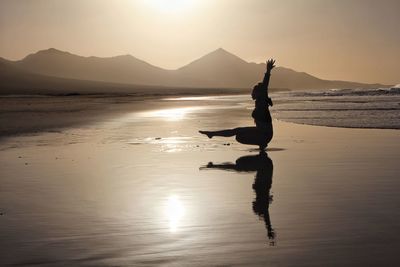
[252,89,271,122]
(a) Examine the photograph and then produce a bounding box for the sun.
[147,0,195,13]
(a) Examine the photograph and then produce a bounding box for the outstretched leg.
[199,128,238,139]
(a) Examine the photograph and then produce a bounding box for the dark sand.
[0,95,399,266]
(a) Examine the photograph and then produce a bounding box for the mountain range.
[0,48,388,95]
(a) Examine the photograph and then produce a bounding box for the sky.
[0,0,399,84]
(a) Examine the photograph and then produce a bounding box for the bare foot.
[199,130,213,139]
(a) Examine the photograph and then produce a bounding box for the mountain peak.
[21,48,73,61]
[214,47,229,53]
[112,54,135,59]
[207,48,246,61]
[37,48,70,55]
[44,48,61,52]
[179,48,248,71]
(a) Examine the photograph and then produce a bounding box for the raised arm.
[263,59,275,90]
[263,59,275,106]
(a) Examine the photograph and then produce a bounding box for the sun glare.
[140,107,203,121]
[165,195,185,232]
[146,0,195,13]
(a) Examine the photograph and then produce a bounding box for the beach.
[0,95,399,266]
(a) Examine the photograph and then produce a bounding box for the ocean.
[271,87,400,129]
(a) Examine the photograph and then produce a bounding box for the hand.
[267,97,273,107]
[266,59,276,71]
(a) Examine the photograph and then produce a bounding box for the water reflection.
[138,107,204,121]
[165,195,185,232]
[201,152,276,245]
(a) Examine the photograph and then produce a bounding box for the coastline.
[1,89,399,140]
[0,92,249,139]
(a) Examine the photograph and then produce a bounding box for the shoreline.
[275,120,400,130]
[1,92,399,141]
[0,93,250,139]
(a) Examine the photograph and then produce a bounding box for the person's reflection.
[200,151,276,245]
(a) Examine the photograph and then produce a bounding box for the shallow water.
[0,95,399,266]
[273,88,400,129]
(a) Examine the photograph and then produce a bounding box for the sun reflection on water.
[165,195,185,232]
[139,107,203,121]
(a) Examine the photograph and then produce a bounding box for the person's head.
[251,83,263,100]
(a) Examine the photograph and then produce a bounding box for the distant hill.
[12,48,170,86]
[0,48,388,94]
[175,48,387,89]
[0,59,244,95]
[0,58,136,95]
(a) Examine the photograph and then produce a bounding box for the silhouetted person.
[200,152,276,245]
[200,59,276,150]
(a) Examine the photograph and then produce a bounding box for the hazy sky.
[1,0,399,84]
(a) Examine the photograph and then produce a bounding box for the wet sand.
[0,95,399,266]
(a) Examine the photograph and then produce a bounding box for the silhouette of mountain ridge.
[1,48,388,91]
